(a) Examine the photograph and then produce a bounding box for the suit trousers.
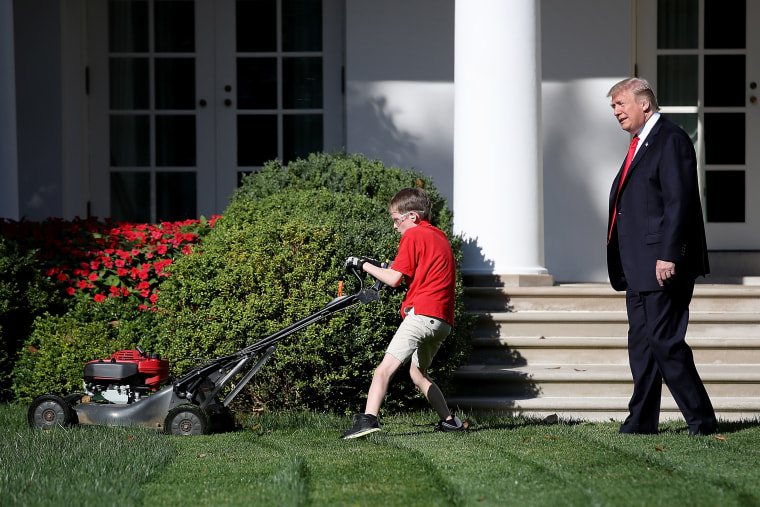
[620,278,717,435]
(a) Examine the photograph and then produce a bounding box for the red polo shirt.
[391,221,456,326]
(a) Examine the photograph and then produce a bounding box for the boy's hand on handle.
[344,256,364,273]
[359,256,382,268]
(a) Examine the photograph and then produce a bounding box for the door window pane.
[704,55,746,107]
[111,115,150,166]
[110,58,149,110]
[238,115,278,166]
[704,0,745,49]
[283,0,322,51]
[157,172,196,221]
[154,0,195,52]
[284,114,322,162]
[237,0,277,52]
[704,113,745,165]
[657,55,697,106]
[657,0,697,49]
[111,172,151,222]
[156,115,197,166]
[109,0,149,52]
[705,170,745,222]
[155,58,196,109]
[237,58,278,109]
[283,57,323,109]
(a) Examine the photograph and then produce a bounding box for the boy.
[340,187,464,439]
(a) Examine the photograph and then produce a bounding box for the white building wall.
[344,0,455,204]
[541,0,632,282]
[346,0,632,283]
[10,0,635,283]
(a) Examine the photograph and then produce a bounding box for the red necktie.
[607,136,639,245]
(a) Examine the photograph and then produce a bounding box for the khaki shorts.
[386,307,452,369]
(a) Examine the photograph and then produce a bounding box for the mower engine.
[83,346,170,404]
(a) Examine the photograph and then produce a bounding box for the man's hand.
[656,259,676,286]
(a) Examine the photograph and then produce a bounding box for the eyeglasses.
[392,212,411,225]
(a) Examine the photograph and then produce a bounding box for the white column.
[0,1,19,220]
[454,0,551,285]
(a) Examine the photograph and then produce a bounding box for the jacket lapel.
[618,117,663,192]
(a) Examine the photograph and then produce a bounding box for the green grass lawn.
[2,404,759,506]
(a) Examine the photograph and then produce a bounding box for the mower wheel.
[28,394,74,430]
[165,404,208,436]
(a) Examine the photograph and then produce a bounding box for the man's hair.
[607,77,660,112]
[388,187,431,221]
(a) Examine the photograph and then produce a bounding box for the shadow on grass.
[656,418,760,436]
[380,413,583,437]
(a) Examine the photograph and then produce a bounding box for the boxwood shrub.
[11,297,162,402]
[0,237,65,402]
[155,153,473,414]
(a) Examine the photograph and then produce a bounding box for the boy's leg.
[341,354,402,439]
[409,363,450,420]
[365,353,402,416]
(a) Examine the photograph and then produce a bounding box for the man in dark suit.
[606,77,718,435]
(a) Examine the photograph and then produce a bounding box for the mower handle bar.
[172,267,383,400]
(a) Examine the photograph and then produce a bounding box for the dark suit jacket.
[607,115,709,292]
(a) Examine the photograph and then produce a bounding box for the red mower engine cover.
[83,349,170,389]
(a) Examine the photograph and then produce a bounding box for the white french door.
[637,0,760,249]
[88,0,344,223]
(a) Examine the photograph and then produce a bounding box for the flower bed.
[0,216,218,310]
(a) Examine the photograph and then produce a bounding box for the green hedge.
[12,312,136,400]
[11,297,163,402]
[5,152,474,414]
[0,237,65,402]
[154,153,473,414]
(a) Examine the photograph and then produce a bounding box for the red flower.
[94,294,107,303]
[88,272,98,282]
[65,287,76,296]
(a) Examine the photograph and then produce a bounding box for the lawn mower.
[27,264,385,435]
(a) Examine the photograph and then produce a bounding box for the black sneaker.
[340,413,381,439]
[436,415,465,433]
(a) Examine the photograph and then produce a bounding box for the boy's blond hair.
[388,187,431,221]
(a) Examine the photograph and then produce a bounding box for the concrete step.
[468,336,760,365]
[465,283,760,313]
[456,282,760,422]
[451,364,760,398]
[472,311,760,338]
